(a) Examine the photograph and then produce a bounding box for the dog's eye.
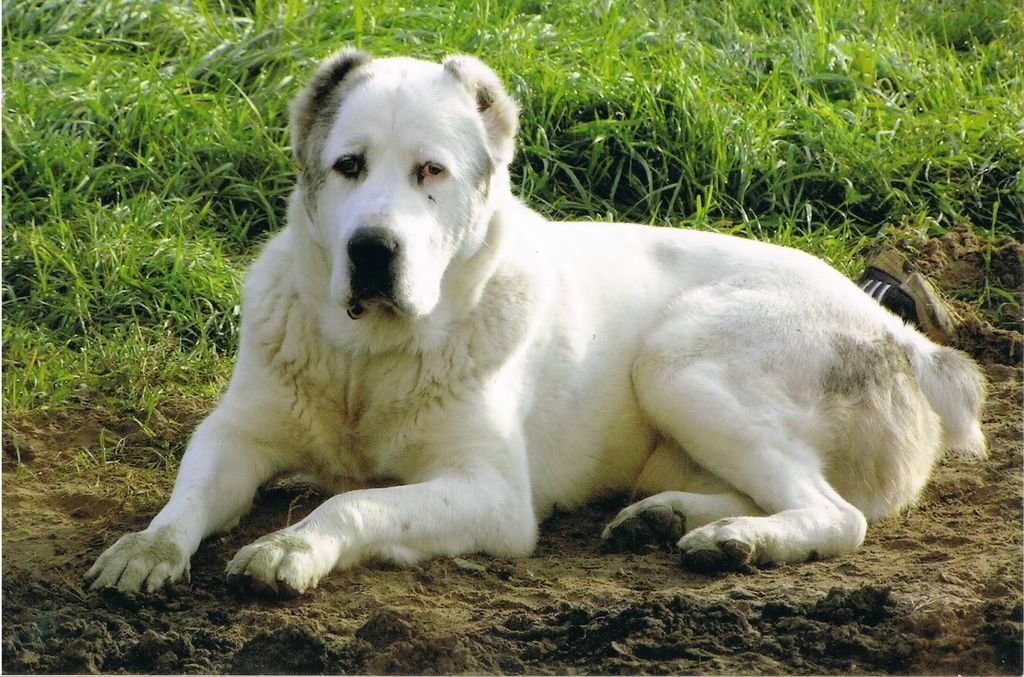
[333,155,364,178]
[418,162,446,183]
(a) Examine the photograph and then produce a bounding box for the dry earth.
[3,226,1022,674]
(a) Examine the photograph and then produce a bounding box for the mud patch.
[3,225,1022,675]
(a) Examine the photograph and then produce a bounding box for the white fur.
[86,53,985,595]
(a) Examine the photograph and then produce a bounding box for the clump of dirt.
[230,625,334,674]
[3,225,1022,675]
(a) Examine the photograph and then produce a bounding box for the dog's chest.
[294,349,453,486]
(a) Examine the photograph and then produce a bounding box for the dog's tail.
[896,328,987,458]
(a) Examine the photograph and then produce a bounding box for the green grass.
[3,0,1022,438]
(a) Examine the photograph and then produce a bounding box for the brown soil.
[3,226,1022,675]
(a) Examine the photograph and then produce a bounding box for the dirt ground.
[3,226,1022,675]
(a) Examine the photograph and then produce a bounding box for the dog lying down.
[86,51,986,596]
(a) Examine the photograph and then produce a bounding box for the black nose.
[348,227,400,269]
[348,227,400,305]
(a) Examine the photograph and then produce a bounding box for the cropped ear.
[442,55,519,167]
[290,48,373,168]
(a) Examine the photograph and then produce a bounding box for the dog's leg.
[636,359,868,571]
[85,410,283,593]
[226,463,536,596]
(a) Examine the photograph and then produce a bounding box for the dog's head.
[290,50,518,321]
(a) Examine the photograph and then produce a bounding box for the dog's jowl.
[86,51,985,596]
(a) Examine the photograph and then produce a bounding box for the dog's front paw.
[677,519,754,573]
[85,528,189,593]
[226,532,327,597]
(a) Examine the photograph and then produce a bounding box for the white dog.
[86,51,986,596]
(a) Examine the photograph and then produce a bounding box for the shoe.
[858,249,958,344]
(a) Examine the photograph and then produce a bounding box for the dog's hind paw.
[679,538,753,573]
[601,503,686,552]
[677,521,755,573]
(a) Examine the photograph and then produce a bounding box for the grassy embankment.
[3,0,1021,466]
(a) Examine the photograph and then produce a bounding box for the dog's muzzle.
[347,227,400,319]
